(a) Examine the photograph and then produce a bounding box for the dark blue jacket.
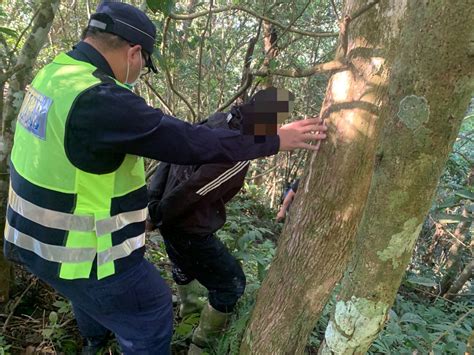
[65,41,279,174]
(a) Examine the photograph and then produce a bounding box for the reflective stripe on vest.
[5,220,146,266]
[9,185,147,235]
[4,221,96,263]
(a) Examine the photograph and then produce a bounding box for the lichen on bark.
[397,95,430,130]
[376,218,422,268]
[323,297,388,354]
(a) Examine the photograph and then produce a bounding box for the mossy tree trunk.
[241,0,473,354]
[320,1,473,354]
[0,0,59,303]
[240,1,392,353]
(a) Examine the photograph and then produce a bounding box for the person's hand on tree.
[278,117,327,151]
[276,210,286,222]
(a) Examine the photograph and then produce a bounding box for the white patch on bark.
[331,70,352,103]
[323,297,388,354]
[397,95,430,130]
[377,218,422,268]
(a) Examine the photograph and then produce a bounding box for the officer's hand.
[278,118,327,151]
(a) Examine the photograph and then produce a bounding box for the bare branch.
[160,17,197,120]
[169,5,338,39]
[143,79,174,116]
[239,36,258,102]
[252,59,345,78]
[216,74,253,112]
[330,0,340,21]
[0,63,26,86]
[263,0,312,59]
[197,0,213,122]
[8,6,41,65]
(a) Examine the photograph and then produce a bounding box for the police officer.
[4,2,327,354]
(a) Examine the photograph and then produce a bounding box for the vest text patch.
[18,87,52,140]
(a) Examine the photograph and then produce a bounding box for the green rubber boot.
[190,303,232,351]
[177,280,206,318]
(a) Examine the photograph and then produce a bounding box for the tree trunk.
[240,1,390,353]
[0,0,59,303]
[439,207,472,296]
[319,1,473,354]
[444,259,473,300]
[261,21,278,88]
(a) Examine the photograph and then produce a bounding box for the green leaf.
[454,188,474,200]
[42,328,54,339]
[147,0,175,16]
[434,213,473,224]
[0,26,17,38]
[268,59,279,71]
[400,312,427,325]
[406,276,437,288]
[48,311,58,324]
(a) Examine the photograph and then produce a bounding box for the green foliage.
[147,0,175,16]
[217,183,278,283]
[370,295,473,354]
[0,336,11,355]
[41,300,77,353]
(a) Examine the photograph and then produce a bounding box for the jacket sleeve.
[159,161,250,224]
[67,84,279,167]
[147,162,171,224]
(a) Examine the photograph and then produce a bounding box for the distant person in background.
[276,178,300,222]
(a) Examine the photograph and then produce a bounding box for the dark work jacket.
[148,113,249,237]
[64,41,279,173]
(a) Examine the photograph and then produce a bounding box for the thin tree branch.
[240,37,258,96]
[2,278,37,333]
[262,0,312,60]
[169,5,338,39]
[246,164,279,181]
[143,79,174,116]
[8,6,41,66]
[196,0,213,122]
[0,63,26,86]
[161,17,197,120]
[330,0,340,21]
[216,74,253,112]
[252,59,345,78]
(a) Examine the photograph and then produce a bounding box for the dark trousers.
[29,259,173,354]
[162,231,246,313]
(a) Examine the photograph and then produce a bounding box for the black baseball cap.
[88,1,157,73]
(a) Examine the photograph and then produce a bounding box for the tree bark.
[240,1,390,353]
[444,259,473,300]
[319,1,473,353]
[439,207,472,296]
[0,0,59,303]
[261,21,278,88]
